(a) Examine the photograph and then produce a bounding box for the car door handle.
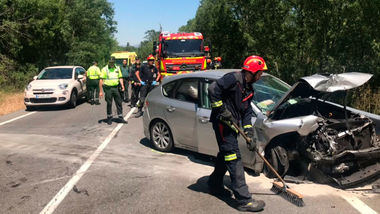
[166,106,176,112]
[198,116,209,123]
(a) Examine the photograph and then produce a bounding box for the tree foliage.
[179,0,380,113]
[0,0,117,89]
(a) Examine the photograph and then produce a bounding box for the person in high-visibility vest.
[99,58,127,125]
[86,61,101,105]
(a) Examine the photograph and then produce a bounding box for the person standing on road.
[120,59,130,103]
[129,59,141,108]
[134,55,160,118]
[86,61,101,105]
[99,58,127,125]
[207,55,267,212]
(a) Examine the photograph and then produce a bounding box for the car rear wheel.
[150,121,173,152]
[69,90,77,108]
[264,145,289,178]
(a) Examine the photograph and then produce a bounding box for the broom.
[232,122,305,207]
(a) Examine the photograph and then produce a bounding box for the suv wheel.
[69,90,77,108]
[150,121,173,152]
[264,145,289,178]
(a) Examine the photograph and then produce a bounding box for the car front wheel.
[150,121,173,152]
[264,145,289,178]
[69,90,77,108]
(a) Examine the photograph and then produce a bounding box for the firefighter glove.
[244,128,256,151]
[219,106,233,122]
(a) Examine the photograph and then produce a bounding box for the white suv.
[24,66,87,110]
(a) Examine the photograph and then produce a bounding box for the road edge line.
[340,192,377,214]
[0,112,36,126]
[39,107,136,214]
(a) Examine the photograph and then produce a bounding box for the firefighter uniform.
[129,63,141,107]
[207,55,267,212]
[86,64,101,104]
[100,64,124,123]
[135,60,159,117]
[208,71,254,205]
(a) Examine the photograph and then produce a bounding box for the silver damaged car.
[143,70,380,187]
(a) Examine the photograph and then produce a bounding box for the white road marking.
[40,107,136,214]
[0,112,36,126]
[340,192,377,214]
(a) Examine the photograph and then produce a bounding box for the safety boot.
[118,116,127,124]
[134,110,143,118]
[95,100,100,105]
[107,117,112,125]
[237,200,265,212]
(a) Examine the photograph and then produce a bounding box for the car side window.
[162,81,178,98]
[174,78,199,104]
[199,79,215,109]
[74,68,81,79]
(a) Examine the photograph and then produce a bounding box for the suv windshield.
[165,39,203,57]
[252,75,290,113]
[37,68,73,80]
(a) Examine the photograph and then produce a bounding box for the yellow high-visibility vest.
[100,65,122,86]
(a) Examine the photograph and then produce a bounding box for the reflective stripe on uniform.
[224,153,237,161]
[211,100,223,108]
[243,124,253,129]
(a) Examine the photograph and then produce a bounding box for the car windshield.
[37,68,73,80]
[252,75,290,113]
[164,39,203,57]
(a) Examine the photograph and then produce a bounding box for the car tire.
[26,106,35,111]
[150,120,174,152]
[68,90,77,108]
[264,145,289,178]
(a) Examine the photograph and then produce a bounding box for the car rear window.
[162,81,177,97]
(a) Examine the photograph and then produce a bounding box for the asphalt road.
[0,98,379,214]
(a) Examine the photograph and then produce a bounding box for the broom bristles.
[271,181,305,207]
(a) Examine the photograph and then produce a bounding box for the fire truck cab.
[154,32,208,78]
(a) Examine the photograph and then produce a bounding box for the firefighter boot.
[237,200,265,212]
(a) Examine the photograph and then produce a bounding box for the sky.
[109,0,200,47]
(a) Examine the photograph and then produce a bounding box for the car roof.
[44,66,81,69]
[161,69,270,84]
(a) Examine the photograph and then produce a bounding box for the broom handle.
[232,122,287,185]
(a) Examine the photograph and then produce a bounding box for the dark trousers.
[208,121,252,205]
[87,79,99,101]
[121,77,129,101]
[131,83,141,106]
[104,85,123,118]
[138,84,154,111]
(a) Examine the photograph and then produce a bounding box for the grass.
[0,90,25,116]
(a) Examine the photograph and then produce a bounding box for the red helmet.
[214,57,222,62]
[147,55,155,61]
[242,55,267,74]
[207,59,212,63]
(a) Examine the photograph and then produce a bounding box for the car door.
[196,78,255,166]
[164,78,200,151]
[75,67,86,95]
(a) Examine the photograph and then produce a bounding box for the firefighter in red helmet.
[207,55,267,212]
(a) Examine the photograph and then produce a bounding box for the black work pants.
[121,77,129,102]
[208,121,252,205]
[138,84,154,111]
[131,83,141,106]
[104,85,123,118]
[87,79,99,102]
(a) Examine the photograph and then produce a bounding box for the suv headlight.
[58,83,68,90]
[26,84,32,91]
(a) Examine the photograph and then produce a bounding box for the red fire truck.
[153,32,209,78]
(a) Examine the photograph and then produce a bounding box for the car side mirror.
[33,76,37,80]
[78,74,84,79]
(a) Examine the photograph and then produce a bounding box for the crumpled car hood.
[269,72,373,116]
[301,72,373,92]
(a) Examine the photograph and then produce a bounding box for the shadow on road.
[139,137,215,167]
[187,175,238,209]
